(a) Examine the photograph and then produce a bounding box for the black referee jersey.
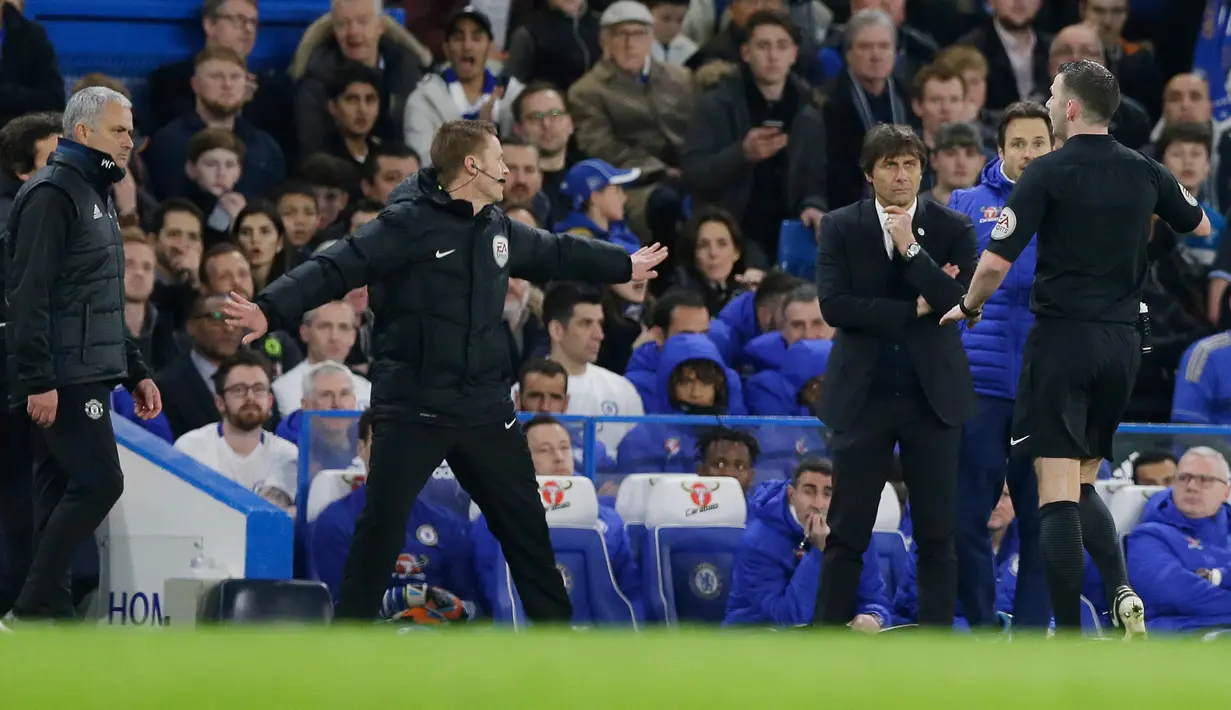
[985,133,1207,323]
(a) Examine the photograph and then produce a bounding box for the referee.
[941,60,1210,638]
[222,120,667,622]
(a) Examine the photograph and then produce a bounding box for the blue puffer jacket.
[1126,489,1231,633]
[554,212,641,254]
[949,158,1037,400]
[745,338,833,417]
[715,291,758,365]
[624,319,736,413]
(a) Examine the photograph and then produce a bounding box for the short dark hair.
[781,284,818,315]
[326,61,382,101]
[743,10,800,45]
[792,456,833,485]
[753,270,805,312]
[297,152,358,192]
[274,179,317,204]
[361,143,420,184]
[198,242,247,288]
[1058,60,1120,126]
[997,101,1053,151]
[230,199,286,244]
[651,289,707,332]
[0,112,60,177]
[860,124,928,175]
[646,0,689,7]
[523,413,563,436]
[212,348,274,396]
[187,128,246,163]
[1157,121,1213,158]
[695,427,760,464]
[677,207,746,281]
[512,81,567,125]
[1132,450,1178,484]
[150,197,204,235]
[430,120,498,186]
[542,282,604,329]
[911,64,966,102]
[358,407,375,442]
[519,358,569,391]
[503,202,540,227]
[349,197,384,216]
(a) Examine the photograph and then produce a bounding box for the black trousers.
[15,382,123,619]
[335,413,572,623]
[814,394,960,628]
[0,405,34,617]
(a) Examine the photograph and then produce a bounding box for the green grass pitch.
[0,627,1224,708]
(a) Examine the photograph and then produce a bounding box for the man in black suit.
[155,293,242,440]
[813,124,978,628]
[956,0,1052,113]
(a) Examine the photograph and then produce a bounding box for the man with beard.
[501,137,552,228]
[175,348,297,512]
[145,45,285,201]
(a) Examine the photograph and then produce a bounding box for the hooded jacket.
[623,319,735,411]
[723,480,889,626]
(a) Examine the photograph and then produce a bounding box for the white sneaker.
[1112,586,1147,640]
[0,619,11,634]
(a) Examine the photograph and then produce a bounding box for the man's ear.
[548,320,564,342]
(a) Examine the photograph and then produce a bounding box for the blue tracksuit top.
[723,480,890,626]
[1173,332,1231,424]
[554,212,641,254]
[745,338,833,417]
[715,291,759,366]
[1127,488,1231,632]
[624,319,736,413]
[949,158,1037,400]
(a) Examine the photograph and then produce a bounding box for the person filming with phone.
[681,10,827,267]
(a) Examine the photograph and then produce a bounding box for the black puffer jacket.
[256,168,633,425]
[4,141,150,404]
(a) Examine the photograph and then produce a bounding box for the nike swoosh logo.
[505,419,517,429]
[1010,435,1030,446]
[436,249,456,258]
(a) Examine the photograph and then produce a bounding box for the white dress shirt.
[874,198,918,258]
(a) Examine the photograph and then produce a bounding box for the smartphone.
[762,120,784,130]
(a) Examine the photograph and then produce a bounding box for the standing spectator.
[556,159,643,254]
[955,0,1051,113]
[822,9,910,210]
[360,144,419,206]
[297,153,358,229]
[671,208,748,317]
[143,0,296,159]
[0,112,59,225]
[686,0,784,72]
[931,45,998,151]
[911,65,968,159]
[499,137,552,228]
[920,122,986,207]
[1157,122,1224,265]
[347,199,382,233]
[1149,74,1231,216]
[292,0,428,158]
[154,293,243,439]
[275,181,322,262]
[323,62,384,168]
[0,0,66,128]
[597,279,650,374]
[1079,0,1163,122]
[231,201,287,292]
[272,300,371,417]
[122,231,179,374]
[511,82,578,226]
[181,128,248,246]
[145,198,205,333]
[682,10,827,266]
[822,0,938,90]
[649,0,697,66]
[505,0,601,92]
[145,46,286,201]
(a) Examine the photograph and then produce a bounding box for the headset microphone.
[471,161,506,184]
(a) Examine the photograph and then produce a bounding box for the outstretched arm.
[507,219,660,284]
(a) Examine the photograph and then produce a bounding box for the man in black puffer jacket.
[2,88,163,627]
[223,120,666,622]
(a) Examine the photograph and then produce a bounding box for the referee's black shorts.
[1011,318,1141,461]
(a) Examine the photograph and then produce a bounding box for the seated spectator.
[1127,446,1231,633]
[1157,122,1225,265]
[360,144,420,205]
[598,279,650,374]
[297,153,359,229]
[147,198,206,325]
[741,283,832,373]
[955,0,1051,113]
[146,46,285,201]
[502,275,547,374]
[275,361,359,474]
[504,0,601,93]
[568,2,694,242]
[0,0,66,128]
[1149,74,1231,215]
[723,458,889,629]
[231,201,288,292]
[1171,328,1231,425]
[910,64,969,190]
[1133,450,1178,486]
[714,270,804,364]
[322,61,383,168]
[820,0,932,89]
[500,137,552,228]
[175,349,297,511]
[274,181,321,265]
[1080,0,1163,123]
[625,289,720,407]
[745,337,831,417]
[511,82,580,226]
[681,11,826,265]
[649,0,698,66]
[556,159,642,254]
[670,208,749,317]
[695,426,759,493]
[931,44,998,152]
[155,293,242,438]
[405,7,521,163]
[291,0,428,158]
[181,128,248,246]
[312,409,478,621]
[514,359,616,474]
[347,198,382,233]
[616,333,746,473]
[0,110,60,229]
[122,231,179,373]
[273,300,371,417]
[543,283,645,452]
[920,122,986,207]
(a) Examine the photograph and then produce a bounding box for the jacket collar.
[50,139,126,190]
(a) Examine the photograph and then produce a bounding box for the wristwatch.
[959,300,982,319]
[902,242,922,261]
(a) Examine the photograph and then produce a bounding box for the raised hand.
[630,243,669,281]
[219,291,270,344]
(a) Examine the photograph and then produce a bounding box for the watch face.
[907,243,920,257]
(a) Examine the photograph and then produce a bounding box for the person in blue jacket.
[616,333,746,473]
[724,458,890,629]
[1172,331,1231,425]
[739,284,833,374]
[111,385,174,442]
[310,409,479,624]
[472,414,642,620]
[554,159,643,254]
[695,427,760,494]
[1126,447,1231,633]
[744,338,832,480]
[625,289,734,411]
[714,271,805,367]
[946,101,1053,632]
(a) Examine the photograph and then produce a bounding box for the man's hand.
[916,295,932,317]
[849,613,883,633]
[218,191,247,219]
[631,327,661,350]
[736,268,765,290]
[477,86,505,123]
[742,126,789,163]
[939,302,981,327]
[883,205,916,254]
[132,379,163,420]
[943,263,959,279]
[27,390,58,428]
[219,291,270,344]
[806,512,829,551]
[630,243,669,281]
[800,207,825,238]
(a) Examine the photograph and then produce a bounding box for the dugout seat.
[1108,485,1165,537]
[872,484,907,601]
[873,483,902,532]
[1095,479,1130,506]
[491,476,638,629]
[777,220,816,279]
[615,473,691,567]
[642,475,746,625]
[199,579,333,625]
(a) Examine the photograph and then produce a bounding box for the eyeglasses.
[524,109,567,124]
[214,12,258,30]
[610,27,650,41]
[1176,472,1230,488]
[223,383,271,398]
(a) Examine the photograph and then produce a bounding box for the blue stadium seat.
[641,476,746,624]
[614,473,690,568]
[491,476,638,629]
[777,220,817,279]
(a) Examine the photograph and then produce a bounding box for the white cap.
[600,0,654,27]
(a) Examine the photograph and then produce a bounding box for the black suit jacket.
[957,22,1052,112]
[154,353,220,441]
[816,198,979,429]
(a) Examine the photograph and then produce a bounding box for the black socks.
[1078,482,1131,608]
[1039,500,1084,631]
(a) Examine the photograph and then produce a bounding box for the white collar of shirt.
[874,197,918,257]
[999,162,1016,185]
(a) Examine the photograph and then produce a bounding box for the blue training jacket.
[1126,488,1231,632]
[616,333,746,473]
[311,486,479,608]
[893,521,1022,628]
[1173,332,1231,425]
[715,291,758,366]
[949,158,1037,400]
[111,386,174,442]
[741,331,788,374]
[724,480,890,626]
[745,338,833,417]
[624,319,736,413]
[554,212,641,254]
